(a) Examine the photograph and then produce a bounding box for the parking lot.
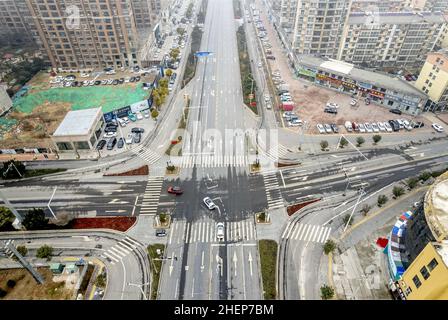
[252,0,438,136]
[96,112,156,157]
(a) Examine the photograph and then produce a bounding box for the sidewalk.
[256,207,289,242]
[125,215,166,246]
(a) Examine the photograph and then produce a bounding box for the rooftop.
[425,171,448,242]
[349,11,447,25]
[52,107,101,137]
[434,241,448,267]
[297,55,426,97]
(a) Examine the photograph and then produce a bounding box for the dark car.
[133,66,140,72]
[117,137,124,148]
[96,139,107,150]
[266,55,276,60]
[135,76,141,82]
[413,121,424,128]
[107,137,117,150]
[104,126,117,133]
[167,186,183,195]
[156,229,167,237]
[94,80,101,85]
[389,108,402,115]
[330,123,339,133]
[324,107,338,114]
[112,79,119,85]
[131,127,145,134]
[388,120,400,132]
[118,78,124,84]
[129,77,135,82]
[278,90,289,95]
[133,133,141,143]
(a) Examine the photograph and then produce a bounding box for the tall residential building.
[351,0,411,12]
[22,0,155,72]
[0,0,36,46]
[415,50,448,112]
[337,11,446,68]
[290,0,353,58]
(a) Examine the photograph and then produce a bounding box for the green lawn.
[259,239,278,300]
[148,244,165,300]
[13,84,150,114]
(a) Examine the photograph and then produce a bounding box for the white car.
[326,102,339,109]
[345,121,353,132]
[377,122,386,132]
[396,119,405,129]
[384,122,393,132]
[266,102,272,109]
[143,110,150,118]
[283,111,295,118]
[125,133,133,144]
[264,94,270,102]
[350,99,357,106]
[364,123,373,133]
[101,79,108,85]
[358,123,366,133]
[371,123,380,132]
[258,62,262,68]
[317,123,325,134]
[80,73,90,78]
[203,197,216,210]
[324,124,332,133]
[288,119,303,126]
[432,123,444,132]
[216,222,224,241]
[103,132,117,138]
[136,112,143,120]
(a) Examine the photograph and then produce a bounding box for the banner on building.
[297,68,316,78]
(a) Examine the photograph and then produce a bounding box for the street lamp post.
[128,282,150,300]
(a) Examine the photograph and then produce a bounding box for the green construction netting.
[13,83,150,114]
[0,118,17,139]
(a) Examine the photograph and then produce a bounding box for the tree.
[320,140,329,151]
[176,27,186,36]
[0,207,15,230]
[343,214,353,226]
[0,288,6,298]
[419,171,432,182]
[0,160,26,179]
[36,245,53,260]
[152,90,162,108]
[406,177,419,190]
[96,273,107,288]
[22,208,49,230]
[6,279,16,288]
[372,135,382,145]
[165,69,173,77]
[320,285,335,300]
[158,77,169,89]
[170,48,180,61]
[377,195,388,207]
[360,204,371,216]
[151,109,159,120]
[323,239,336,255]
[356,136,365,147]
[159,213,167,224]
[16,245,28,257]
[339,137,348,149]
[393,186,405,198]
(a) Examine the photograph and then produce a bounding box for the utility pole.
[128,282,150,300]
[343,188,366,233]
[2,240,44,284]
[0,189,23,228]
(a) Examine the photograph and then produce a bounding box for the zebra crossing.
[1,240,15,258]
[100,237,144,265]
[131,145,162,164]
[281,222,332,244]
[139,176,164,216]
[257,139,290,162]
[262,171,284,210]
[168,219,257,244]
[174,154,249,168]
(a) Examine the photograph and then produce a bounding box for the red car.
[167,186,183,195]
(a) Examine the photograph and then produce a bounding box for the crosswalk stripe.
[293,224,304,240]
[102,252,119,263]
[281,221,291,238]
[110,247,126,257]
[298,224,309,241]
[185,223,190,243]
[106,250,123,261]
[306,225,317,242]
[321,228,331,243]
[117,241,134,252]
[312,226,322,243]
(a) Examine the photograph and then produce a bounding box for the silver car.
[324,124,332,133]
[317,124,325,134]
[216,222,224,241]
[364,123,373,133]
[203,197,216,210]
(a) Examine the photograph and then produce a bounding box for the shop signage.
[369,89,385,98]
[297,68,316,78]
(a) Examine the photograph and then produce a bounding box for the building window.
[56,142,73,150]
[429,72,433,77]
[405,287,412,296]
[420,266,430,280]
[429,83,432,87]
[425,79,429,84]
[422,86,426,91]
[413,275,422,288]
[74,141,90,150]
[428,258,438,271]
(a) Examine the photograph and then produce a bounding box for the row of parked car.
[317,118,428,134]
[97,123,145,151]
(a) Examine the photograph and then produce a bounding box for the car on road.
[106,137,117,150]
[125,133,133,144]
[266,102,272,109]
[103,131,117,138]
[324,123,332,133]
[432,123,444,132]
[216,222,224,241]
[317,123,325,134]
[364,123,373,133]
[203,197,216,210]
[345,121,353,132]
[389,108,402,115]
[168,186,183,195]
[264,94,270,102]
[330,123,339,133]
[156,229,167,237]
[96,139,106,150]
[258,62,262,68]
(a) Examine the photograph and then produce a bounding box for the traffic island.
[250,160,261,173]
[165,165,180,176]
[258,239,277,300]
[286,198,321,216]
[147,244,165,300]
[153,213,171,229]
[255,211,271,224]
[103,165,149,176]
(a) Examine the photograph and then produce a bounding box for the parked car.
[106,137,117,150]
[390,108,402,115]
[288,119,303,126]
[384,122,393,132]
[168,186,183,195]
[216,222,224,241]
[324,107,337,114]
[133,133,142,143]
[136,112,143,120]
[143,110,150,118]
[345,121,353,132]
[128,112,137,122]
[388,120,400,132]
[103,131,117,138]
[358,123,366,133]
[371,123,380,132]
[432,123,444,132]
[131,127,145,134]
[364,123,373,133]
[96,139,107,150]
[125,133,133,144]
[350,99,357,106]
[330,123,339,133]
[324,124,332,133]
[413,121,424,128]
[317,124,326,134]
[203,197,216,210]
[396,119,405,129]
[352,122,359,132]
[104,126,117,133]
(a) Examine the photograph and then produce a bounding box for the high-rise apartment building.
[415,50,448,112]
[351,0,411,13]
[0,0,36,46]
[337,11,446,68]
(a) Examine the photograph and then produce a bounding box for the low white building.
[51,107,104,155]
[0,84,12,117]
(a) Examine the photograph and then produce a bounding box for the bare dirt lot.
[0,267,74,300]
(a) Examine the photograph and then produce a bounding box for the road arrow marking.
[233,251,238,276]
[248,252,253,277]
[169,252,174,276]
[108,199,129,204]
[185,265,189,271]
[105,210,127,213]
[333,201,348,210]
[201,251,205,272]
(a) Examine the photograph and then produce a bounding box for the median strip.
[258,239,277,299]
